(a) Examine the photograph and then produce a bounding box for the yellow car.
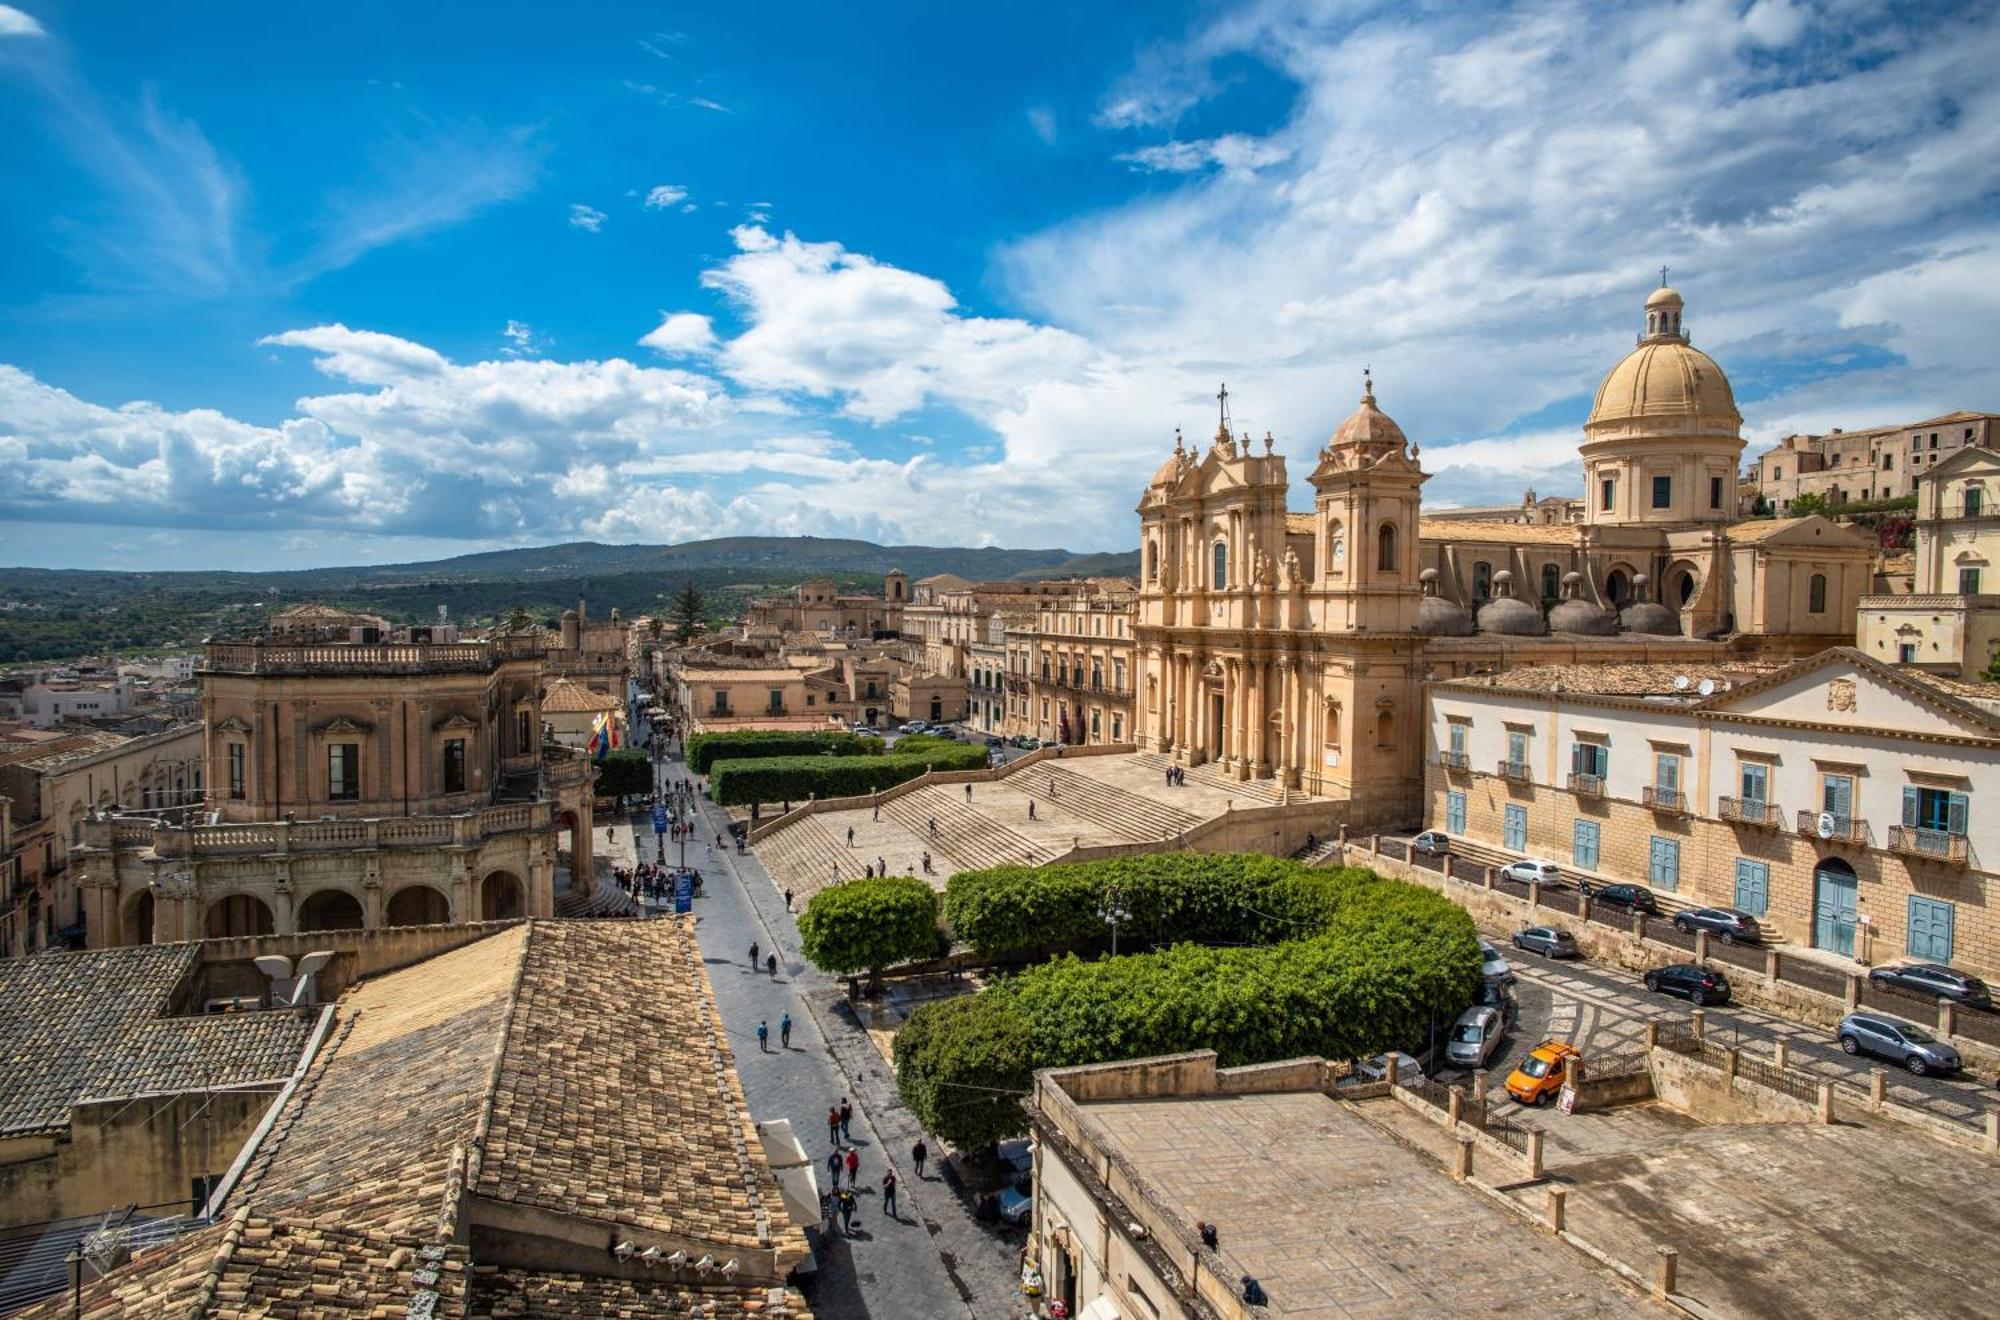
[1505,1040,1580,1107]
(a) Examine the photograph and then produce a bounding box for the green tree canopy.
[671,581,705,643]
[594,747,652,798]
[798,874,941,976]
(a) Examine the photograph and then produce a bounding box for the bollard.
[1817,1081,1835,1125]
[1938,999,1955,1038]
[1690,1009,1706,1041]
[1630,911,1644,940]
[1384,1053,1400,1088]
[1869,1068,1888,1110]
[1844,974,1861,1011]
[1443,854,1455,881]
[1578,895,1593,924]
[1765,947,1780,986]
[1654,1247,1679,1300]
[1693,930,1709,965]
[1447,1090,1465,1128]
[1526,1128,1545,1180]
[1645,1021,1658,1050]
[1369,833,1380,856]
[1528,879,1540,910]
[1338,823,1349,845]
[1484,866,1496,891]
[1773,1039,1788,1071]
[1452,1137,1474,1183]
[1545,1186,1567,1234]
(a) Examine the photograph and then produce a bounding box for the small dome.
[1416,568,1473,637]
[1325,372,1408,459]
[1475,569,1546,636]
[1645,285,1684,309]
[1149,439,1189,488]
[1617,573,1680,636]
[1548,570,1617,636]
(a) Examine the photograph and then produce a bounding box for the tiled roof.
[541,676,622,713]
[1284,512,1316,535]
[1724,515,1815,542]
[469,1267,812,1316]
[1437,661,1775,698]
[0,729,129,769]
[1418,518,1580,544]
[0,944,314,1137]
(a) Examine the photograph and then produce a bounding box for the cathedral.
[1133,283,1874,823]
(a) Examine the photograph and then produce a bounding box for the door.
[1445,791,1467,835]
[1813,858,1858,957]
[1572,820,1600,870]
[1504,804,1527,851]
[1733,859,1769,916]
[1648,836,1679,891]
[1210,693,1225,759]
[1907,896,1955,961]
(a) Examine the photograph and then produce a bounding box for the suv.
[1505,1040,1580,1106]
[1672,907,1763,945]
[1498,859,1562,886]
[1867,963,1993,1010]
[1410,831,1451,856]
[1581,881,1659,915]
[1512,925,1579,959]
[1644,963,1731,1006]
[1838,1013,1963,1075]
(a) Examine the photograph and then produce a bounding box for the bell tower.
[1306,371,1427,633]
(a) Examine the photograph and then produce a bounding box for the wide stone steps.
[1132,751,1288,805]
[555,874,645,918]
[1039,763,1202,840]
[753,813,855,901]
[889,786,1042,873]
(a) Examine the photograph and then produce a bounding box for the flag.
[589,712,611,761]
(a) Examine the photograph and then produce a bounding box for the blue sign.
[652,805,668,835]
[674,871,694,914]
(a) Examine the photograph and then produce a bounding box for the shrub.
[897,855,1480,1148]
[593,748,652,798]
[709,743,987,806]
[798,874,941,977]
[687,729,881,774]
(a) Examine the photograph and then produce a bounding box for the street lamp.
[1099,885,1131,958]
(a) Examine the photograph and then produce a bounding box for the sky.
[1,0,1997,570]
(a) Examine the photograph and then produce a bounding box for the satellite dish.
[1697,678,1717,697]
[1817,812,1836,839]
[1673,675,1692,691]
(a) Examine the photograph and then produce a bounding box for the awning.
[755,1119,821,1226]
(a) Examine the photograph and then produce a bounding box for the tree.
[891,995,1033,1152]
[671,581,705,643]
[594,748,652,798]
[1788,492,1831,517]
[798,875,941,991]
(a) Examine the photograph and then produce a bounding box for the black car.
[1580,881,1660,915]
[1672,906,1763,945]
[1868,963,1994,1009]
[1644,963,1731,1006]
[1511,925,1580,959]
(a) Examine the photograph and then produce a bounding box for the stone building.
[1017,582,1139,746]
[540,674,624,749]
[71,626,592,947]
[1858,445,2000,676]
[743,572,906,638]
[542,597,631,699]
[1750,410,2000,510]
[1426,649,2000,978]
[1133,284,1873,824]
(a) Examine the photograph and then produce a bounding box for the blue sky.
[2,0,1997,569]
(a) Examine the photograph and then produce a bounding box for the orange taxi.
[1505,1040,1580,1107]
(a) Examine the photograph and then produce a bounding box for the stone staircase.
[1040,764,1202,840]
[555,874,645,918]
[753,813,855,901]
[887,786,1043,872]
[1133,752,1288,805]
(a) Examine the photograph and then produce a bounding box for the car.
[1475,979,1520,1024]
[1512,925,1580,959]
[1446,1005,1508,1069]
[850,722,875,734]
[1643,963,1732,1007]
[1498,859,1562,886]
[1353,1050,1427,1084]
[1867,963,1993,1010]
[1505,1040,1580,1106]
[1580,881,1659,915]
[900,721,927,733]
[985,736,1003,748]
[1410,830,1451,856]
[1478,939,1515,986]
[1838,1013,1963,1075]
[1672,906,1764,945]
[995,1182,1033,1226]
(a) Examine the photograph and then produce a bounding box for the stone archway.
[297,888,366,932]
[124,889,155,946]
[385,884,451,927]
[481,871,525,922]
[206,893,275,938]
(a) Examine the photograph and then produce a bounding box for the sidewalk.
[656,757,1028,1320]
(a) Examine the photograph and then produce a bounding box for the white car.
[899,721,927,733]
[1478,939,1516,986]
[1498,859,1562,886]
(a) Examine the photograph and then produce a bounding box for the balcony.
[1567,772,1604,797]
[1718,796,1782,828]
[1887,824,1970,865]
[1439,750,1470,771]
[1497,759,1532,783]
[1796,809,1869,845]
[202,633,541,677]
[1643,786,1688,815]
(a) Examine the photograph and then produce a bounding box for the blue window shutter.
[1948,793,1969,836]
[1902,787,1919,828]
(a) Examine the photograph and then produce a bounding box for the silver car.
[1838,1013,1963,1076]
[1478,939,1516,986]
[1446,1005,1506,1068]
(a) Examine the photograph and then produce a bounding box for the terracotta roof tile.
[1436,661,1779,698]
[541,676,622,713]
[469,1267,812,1316]
[1418,519,1580,545]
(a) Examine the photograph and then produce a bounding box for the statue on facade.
[1281,545,1303,591]
[1253,545,1276,589]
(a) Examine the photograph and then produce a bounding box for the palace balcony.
[1886,825,1970,866]
[1796,809,1870,846]
[1643,786,1688,815]
[1567,772,1604,797]
[202,633,542,677]
[1439,750,1470,772]
[1718,796,1782,829]
[1497,759,1532,783]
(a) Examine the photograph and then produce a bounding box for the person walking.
[748,940,759,966]
[756,1020,769,1052]
[964,783,972,802]
[837,1187,856,1235]
[784,888,794,912]
[766,952,778,977]
[826,1146,842,1187]
[928,816,937,837]
[844,1145,860,1189]
[827,1108,840,1146]
[1028,799,1037,821]
[847,825,856,846]
[911,1138,928,1178]
[839,1098,853,1140]
[881,1168,899,1219]
[780,1012,792,1048]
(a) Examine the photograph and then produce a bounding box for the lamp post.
[1099,884,1131,959]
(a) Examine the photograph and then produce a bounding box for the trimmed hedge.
[710,743,987,806]
[594,747,653,798]
[798,874,941,975]
[894,855,1480,1149]
[687,729,881,775]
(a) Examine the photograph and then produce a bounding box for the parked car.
[1478,939,1515,987]
[1498,859,1562,886]
[1643,963,1732,1007]
[1672,906,1764,945]
[1410,831,1451,856]
[1580,881,1659,915]
[1476,979,1520,1024]
[985,736,1003,748]
[1512,925,1580,959]
[1867,963,1994,1010]
[1838,1013,1963,1075]
[900,721,927,733]
[1505,1040,1579,1106]
[1446,1005,1508,1069]
[1353,1050,1427,1084]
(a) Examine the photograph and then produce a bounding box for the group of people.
[1163,763,1188,787]
[814,1100,928,1235]
[613,860,697,902]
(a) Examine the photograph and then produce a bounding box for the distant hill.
[0,536,1139,663]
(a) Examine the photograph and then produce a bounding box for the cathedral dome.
[1416,568,1474,637]
[1617,573,1681,636]
[1584,286,1740,442]
[1475,570,1546,636]
[1548,571,1617,636]
[1325,371,1408,460]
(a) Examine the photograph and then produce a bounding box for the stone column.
[1230,658,1250,775]
[1251,655,1271,778]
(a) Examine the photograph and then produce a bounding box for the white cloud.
[1117,134,1289,174]
[568,203,606,232]
[1026,105,1057,145]
[501,320,546,357]
[0,5,45,38]
[640,311,717,356]
[645,183,689,209]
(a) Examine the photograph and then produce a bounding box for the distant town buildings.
[1748,410,2000,510]
[1858,445,2000,678]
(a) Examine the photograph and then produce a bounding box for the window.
[1960,567,1982,595]
[1145,541,1158,582]
[1377,523,1398,572]
[1600,477,1616,511]
[1734,859,1769,915]
[1112,715,1123,740]
[1654,751,1681,796]
[1966,487,1984,517]
[1571,741,1607,780]
[1648,836,1680,890]
[1472,561,1493,603]
[1902,785,1968,836]
[1504,803,1527,851]
[1213,540,1228,589]
[1710,475,1723,509]
[1739,761,1768,806]
[1882,453,1892,470]
[1808,573,1827,614]
[328,743,359,801]
[1821,773,1854,826]
[768,689,784,713]
[1573,820,1600,869]
[1375,709,1393,746]
[1445,791,1467,834]
[712,690,728,714]
[518,709,533,752]
[1898,643,1917,664]
[1090,710,1101,738]
[1908,896,1955,961]
[1651,474,1672,509]
[1773,466,1783,481]
[1449,723,1468,758]
[442,737,466,793]
[1506,730,1528,772]
[228,743,246,800]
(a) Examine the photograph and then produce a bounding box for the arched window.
[1676,572,1697,606]
[1213,540,1228,590]
[1326,520,1345,572]
[1473,561,1493,603]
[1541,563,1561,602]
[1376,523,1398,573]
[1606,569,1629,606]
[1325,700,1342,747]
[1809,573,1827,614]
[1145,540,1159,582]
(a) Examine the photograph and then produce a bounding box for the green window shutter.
[1948,792,1969,836]
[1902,786,1920,828]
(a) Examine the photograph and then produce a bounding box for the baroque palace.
[1133,283,1872,821]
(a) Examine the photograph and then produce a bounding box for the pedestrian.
[838,1187,856,1234]
[749,940,759,966]
[839,1098,853,1140]
[928,816,937,837]
[826,1145,842,1184]
[965,783,972,801]
[864,863,874,879]
[847,825,856,846]
[877,856,887,876]
[767,952,778,977]
[912,1138,927,1177]
[756,1020,769,1052]
[784,888,794,912]
[873,804,880,821]
[1028,799,1037,821]
[844,1145,860,1188]
[827,1107,840,1146]
[882,1168,899,1218]
[780,1012,792,1048]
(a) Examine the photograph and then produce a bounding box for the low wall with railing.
[85,801,555,860]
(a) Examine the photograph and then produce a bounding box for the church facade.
[1133,284,1874,825]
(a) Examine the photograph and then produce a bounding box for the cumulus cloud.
[1118,134,1288,174]
[645,183,689,209]
[568,203,606,231]
[0,5,45,38]
[640,311,717,356]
